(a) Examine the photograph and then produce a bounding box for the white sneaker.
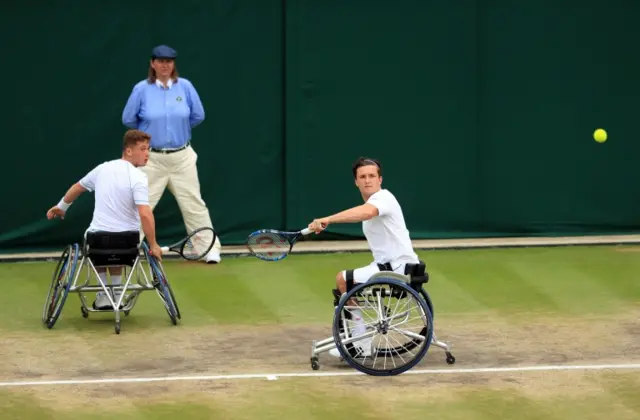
[93,292,112,310]
[329,347,343,359]
[329,341,373,359]
[204,249,221,264]
[355,342,373,358]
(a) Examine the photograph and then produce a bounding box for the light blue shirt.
[122,78,205,149]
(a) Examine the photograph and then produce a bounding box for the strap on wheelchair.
[88,248,140,256]
[86,230,140,249]
[85,231,141,267]
[376,263,393,271]
[345,270,355,292]
[404,260,429,285]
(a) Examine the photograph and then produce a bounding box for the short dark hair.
[352,157,382,179]
[123,129,151,150]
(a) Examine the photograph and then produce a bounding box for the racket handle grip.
[301,223,325,236]
[160,246,169,252]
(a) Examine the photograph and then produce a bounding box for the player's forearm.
[58,183,86,208]
[327,204,378,224]
[140,211,158,246]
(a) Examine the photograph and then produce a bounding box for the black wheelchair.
[310,261,455,376]
[42,230,180,334]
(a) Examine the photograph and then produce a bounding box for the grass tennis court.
[1,244,639,419]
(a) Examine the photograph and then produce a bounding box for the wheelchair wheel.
[332,277,433,376]
[148,256,179,325]
[164,276,181,320]
[42,244,79,329]
[419,288,434,319]
[375,287,435,358]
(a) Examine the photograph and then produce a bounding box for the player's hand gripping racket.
[246,226,319,261]
[159,226,217,261]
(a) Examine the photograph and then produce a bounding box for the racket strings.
[182,229,215,260]
[247,232,290,259]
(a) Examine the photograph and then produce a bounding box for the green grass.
[3,245,639,332]
[1,245,640,419]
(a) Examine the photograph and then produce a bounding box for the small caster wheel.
[311,357,320,371]
[115,323,121,335]
[124,310,130,316]
[81,307,89,318]
[446,352,455,365]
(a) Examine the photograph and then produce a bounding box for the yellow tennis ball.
[594,128,607,143]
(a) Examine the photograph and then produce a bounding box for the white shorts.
[341,261,410,285]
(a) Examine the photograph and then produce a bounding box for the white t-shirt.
[79,159,149,232]
[363,189,419,265]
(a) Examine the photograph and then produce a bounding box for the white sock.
[111,275,122,297]
[351,308,367,336]
[111,275,122,286]
[97,271,108,292]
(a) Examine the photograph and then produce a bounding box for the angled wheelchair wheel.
[148,255,179,325]
[164,275,181,320]
[374,287,435,358]
[42,244,79,329]
[332,277,433,376]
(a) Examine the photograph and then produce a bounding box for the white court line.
[1,363,639,388]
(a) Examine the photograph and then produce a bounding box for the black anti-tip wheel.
[446,352,456,365]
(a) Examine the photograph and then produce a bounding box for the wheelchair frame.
[310,271,455,376]
[42,233,181,334]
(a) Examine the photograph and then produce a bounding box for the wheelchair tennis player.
[46,129,163,310]
[307,157,428,359]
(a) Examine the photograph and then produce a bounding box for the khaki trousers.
[141,145,222,253]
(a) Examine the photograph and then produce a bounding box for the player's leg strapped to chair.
[330,262,388,358]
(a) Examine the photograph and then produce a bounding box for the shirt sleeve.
[122,83,143,128]
[132,172,149,206]
[367,191,393,217]
[183,79,205,128]
[78,163,104,192]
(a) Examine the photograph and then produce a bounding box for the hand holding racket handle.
[301,223,326,236]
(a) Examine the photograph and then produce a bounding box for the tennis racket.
[158,226,216,261]
[246,226,317,261]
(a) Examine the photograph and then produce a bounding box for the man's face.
[127,141,150,167]
[355,164,382,197]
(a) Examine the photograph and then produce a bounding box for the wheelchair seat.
[85,231,140,267]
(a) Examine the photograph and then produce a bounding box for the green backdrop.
[2,1,639,252]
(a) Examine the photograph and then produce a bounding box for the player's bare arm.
[137,204,163,261]
[46,182,88,220]
[309,204,379,233]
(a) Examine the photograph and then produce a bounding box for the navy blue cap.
[151,45,177,60]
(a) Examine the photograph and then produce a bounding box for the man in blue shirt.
[122,45,222,263]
